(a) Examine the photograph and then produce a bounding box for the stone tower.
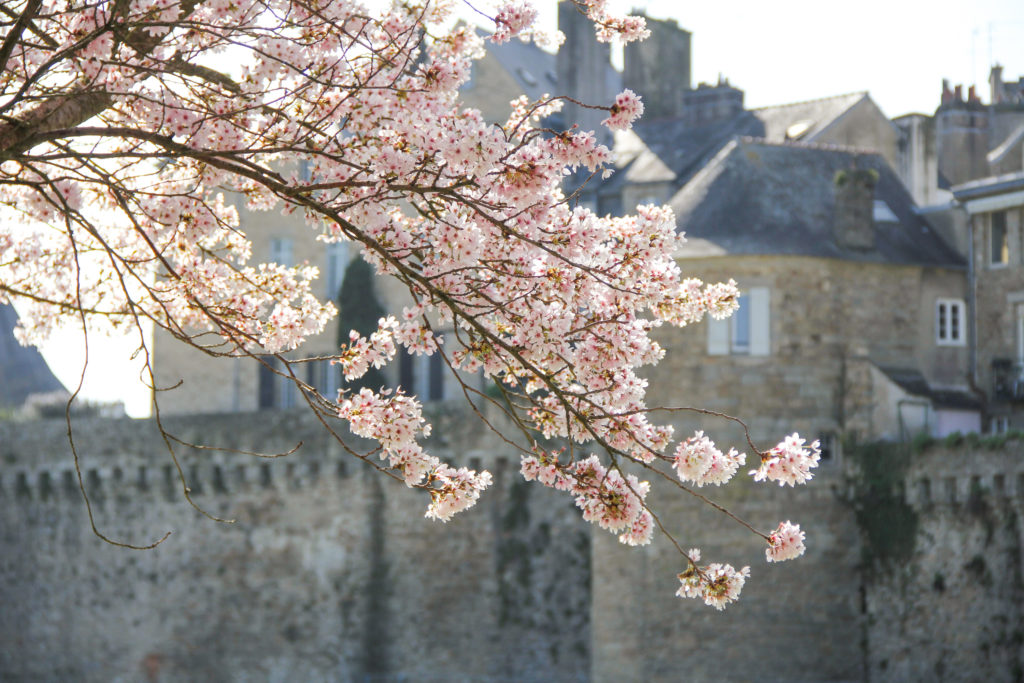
[936,81,990,186]
[623,15,691,120]
[556,1,612,144]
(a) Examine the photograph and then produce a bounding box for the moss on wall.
[845,439,919,567]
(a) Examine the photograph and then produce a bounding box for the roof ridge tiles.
[751,91,868,112]
[736,135,880,156]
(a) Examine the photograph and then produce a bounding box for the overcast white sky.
[544,0,1024,117]
[33,0,1024,416]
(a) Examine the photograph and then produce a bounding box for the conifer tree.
[336,258,387,393]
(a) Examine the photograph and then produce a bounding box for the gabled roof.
[484,35,559,102]
[669,138,964,267]
[478,30,620,110]
[607,92,877,193]
[751,92,870,142]
[603,111,761,192]
[0,303,65,409]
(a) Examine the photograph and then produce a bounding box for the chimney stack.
[623,14,691,119]
[941,79,953,104]
[557,1,613,144]
[833,167,878,250]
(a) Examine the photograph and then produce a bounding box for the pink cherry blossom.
[750,434,822,487]
[766,521,807,563]
[0,0,813,600]
[602,90,645,131]
[675,549,751,610]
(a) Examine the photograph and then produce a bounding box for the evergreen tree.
[336,258,387,392]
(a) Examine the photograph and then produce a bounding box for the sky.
[549,0,1024,118]
[29,0,1024,417]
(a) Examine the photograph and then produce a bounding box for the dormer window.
[516,67,537,87]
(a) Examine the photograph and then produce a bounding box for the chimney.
[557,1,612,143]
[990,64,1004,104]
[623,14,691,119]
[954,84,963,102]
[833,167,879,250]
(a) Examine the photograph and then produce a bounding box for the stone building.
[953,171,1024,430]
[645,138,974,446]
[148,30,565,416]
[896,70,1024,209]
[150,198,356,415]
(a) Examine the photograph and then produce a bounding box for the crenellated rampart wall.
[2,412,1023,683]
[0,408,592,683]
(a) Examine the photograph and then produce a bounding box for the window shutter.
[707,316,729,355]
[749,286,771,356]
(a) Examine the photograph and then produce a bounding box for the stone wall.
[972,205,1024,428]
[647,255,968,441]
[0,408,591,682]
[592,464,865,683]
[859,439,1024,682]
[4,411,1023,682]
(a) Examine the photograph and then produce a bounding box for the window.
[398,336,447,402]
[269,237,293,267]
[991,416,1010,434]
[325,242,349,300]
[308,360,342,401]
[990,211,1009,266]
[817,432,837,463]
[935,299,965,345]
[707,287,770,356]
[258,357,296,410]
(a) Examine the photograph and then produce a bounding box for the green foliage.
[912,429,1024,455]
[910,431,935,453]
[844,438,918,567]
[834,167,879,188]
[336,257,387,392]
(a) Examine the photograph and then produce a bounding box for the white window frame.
[708,287,771,356]
[935,298,965,346]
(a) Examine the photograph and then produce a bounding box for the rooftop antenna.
[971,26,978,89]
[988,22,993,69]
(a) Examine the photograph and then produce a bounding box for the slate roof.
[952,170,1024,201]
[669,138,964,267]
[751,92,870,142]
[0,303,65,409]
[605,92,878,194]
[607,112,761,189]
[877,366,981,410]
[484,35,559,103]
[481,32,620,110]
